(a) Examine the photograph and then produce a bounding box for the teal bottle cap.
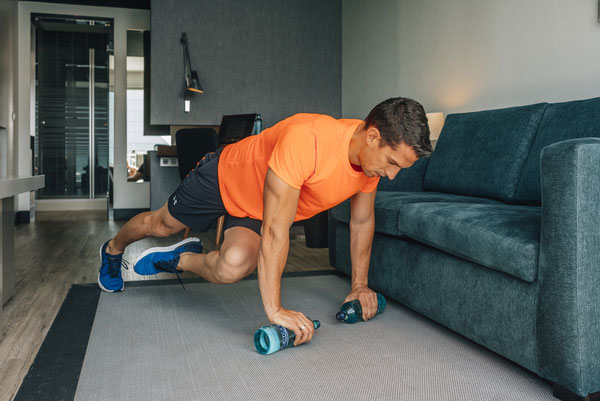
[254,320,320,355]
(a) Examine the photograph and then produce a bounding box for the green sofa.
[328,97,600,400]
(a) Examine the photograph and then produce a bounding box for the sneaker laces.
[108,257,129,279]
[154,257,186,291]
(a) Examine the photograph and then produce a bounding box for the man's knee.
[145,208,182,237]
[216,246,257,284]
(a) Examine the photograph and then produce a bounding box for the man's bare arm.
[258,168,315,345]
[345,190,379,320]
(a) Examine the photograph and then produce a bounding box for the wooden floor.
[0,210,332,401]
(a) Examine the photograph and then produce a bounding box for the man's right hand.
[268,307,315,346]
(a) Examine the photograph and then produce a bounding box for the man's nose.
[386,166,401,180]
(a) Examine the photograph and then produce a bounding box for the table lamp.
[426,112,445,141]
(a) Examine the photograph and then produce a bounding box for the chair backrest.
[218,114,257,143]
[175,128,219,180]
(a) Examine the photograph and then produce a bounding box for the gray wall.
[151,0,341,128]
[342,0,600,118]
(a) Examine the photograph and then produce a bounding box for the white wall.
[342,0,600,118]
[17,2,150,211]
[0,0,16,179]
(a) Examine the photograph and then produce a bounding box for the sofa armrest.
[537,138,600,396]
[377,157,430,192]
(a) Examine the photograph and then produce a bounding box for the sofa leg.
[553,383,600,401]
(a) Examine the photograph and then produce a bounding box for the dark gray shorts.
[167,148,262,236]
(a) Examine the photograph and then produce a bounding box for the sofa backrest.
[422,103,547,203]
[377,157,429,192]
[514,96,600,204]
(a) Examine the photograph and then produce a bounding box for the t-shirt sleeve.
[267,127,317,189]
[361,176,380,193]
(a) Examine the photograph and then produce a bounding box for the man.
[99,97,432,347]
[127,161,147,182]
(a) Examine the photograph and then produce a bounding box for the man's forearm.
[257,226,290,317]
[349,218,375,288]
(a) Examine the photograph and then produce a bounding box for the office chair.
[175,128,225,246]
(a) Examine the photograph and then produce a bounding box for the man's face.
[359,128,419,180]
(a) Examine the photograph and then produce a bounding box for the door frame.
[33,15,112,200]
[17,1,150,211]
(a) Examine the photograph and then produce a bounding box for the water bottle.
[252,113,263,135]
[254,319,320,355]
[335,293,387,323]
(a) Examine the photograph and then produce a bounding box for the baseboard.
[113,208,150,220]
[37,198,107,211]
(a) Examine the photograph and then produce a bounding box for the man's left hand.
[344,286,378,321]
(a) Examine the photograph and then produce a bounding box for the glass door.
[34,15,113,199]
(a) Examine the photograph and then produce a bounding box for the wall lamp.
[180,32,203,112]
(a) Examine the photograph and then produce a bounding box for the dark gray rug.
[73,274,553,401]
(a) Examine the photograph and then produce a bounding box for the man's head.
[358,97,433,180]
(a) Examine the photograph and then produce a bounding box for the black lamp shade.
[187,70,203,93]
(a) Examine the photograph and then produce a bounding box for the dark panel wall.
[150,0,341,127]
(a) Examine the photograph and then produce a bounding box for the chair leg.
[215,215,225,247]
[183,227,190,239]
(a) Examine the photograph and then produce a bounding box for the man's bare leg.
[106,203,187,255]
[178,226,260,284]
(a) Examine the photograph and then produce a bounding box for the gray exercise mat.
[75,275,553,401]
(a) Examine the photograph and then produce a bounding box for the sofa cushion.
[515,96,600,204]
[397,202,541,282]
[423,103,547,202]
[330,191,501,238]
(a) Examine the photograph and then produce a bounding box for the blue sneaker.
[133,237,203,289]
[98,240,129,292]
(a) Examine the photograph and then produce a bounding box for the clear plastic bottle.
[254,319,320,355]
[335,293,387,323]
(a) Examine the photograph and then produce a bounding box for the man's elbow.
[350,215,375,229]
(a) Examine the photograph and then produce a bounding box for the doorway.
[33,14,113,199]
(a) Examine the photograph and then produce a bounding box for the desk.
[149,150,180,211]
[0,175,45,340]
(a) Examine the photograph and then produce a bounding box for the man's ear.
[366,126,381,146]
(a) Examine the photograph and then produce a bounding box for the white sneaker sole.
[133,237,201,267]
[98,242,124,293]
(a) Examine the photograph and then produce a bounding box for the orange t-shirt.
[218,113,380,221]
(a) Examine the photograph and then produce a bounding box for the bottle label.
[276,325,290,349]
